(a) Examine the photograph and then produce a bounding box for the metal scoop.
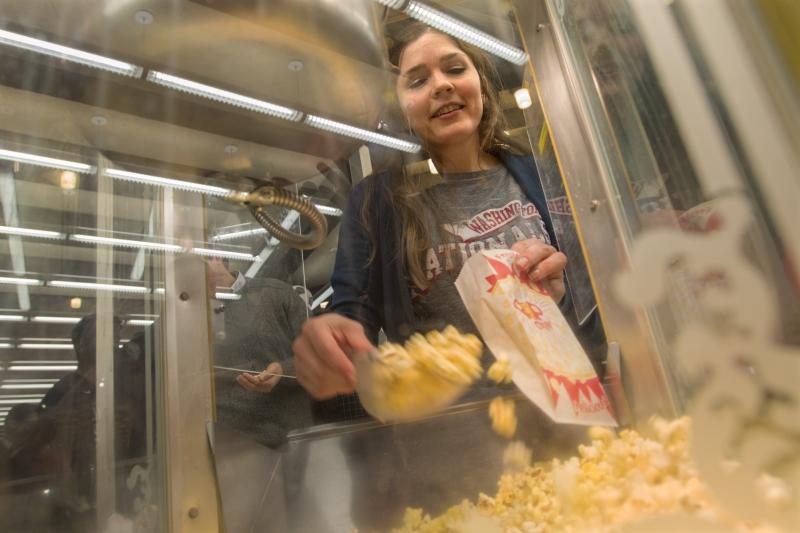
[354,350,471,423]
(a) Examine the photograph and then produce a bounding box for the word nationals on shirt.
[424,199,549,281]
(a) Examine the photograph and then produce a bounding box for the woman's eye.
[408,77,426,89]
[448,66,466,74]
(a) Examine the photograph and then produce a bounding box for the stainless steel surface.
[277,396,588,533]
[0,0,389,162]
[94,154,116,526]
[162,188,220,532]
[513,0,677,423]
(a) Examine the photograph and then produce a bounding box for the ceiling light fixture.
[105,168,232,197]
[0,148,94,174]
[1,383,56,390]
[313,204,343,217]
[0,29,143,77]
[0,225,65,240]
[373,0,528,65]
[17,343,74,350]
[7,365,78,371]
[48,280,149,294]
[0,315,26,322]
[31,316,81,324]
[0,396,46,405]
[70,234,183,253]
[60,171,78,190]
[513,87,533,109]
[214,292,242,301]
[304,114,421,153]
[126,319,155,326]
[0,276,43,286]
[212,228,268,242]
[191,248,256,262]
[146,71,304,122]
[0,342,13,348]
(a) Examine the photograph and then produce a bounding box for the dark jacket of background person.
[214,278,312,448]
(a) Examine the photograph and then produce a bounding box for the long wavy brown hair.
[362,22,525,289]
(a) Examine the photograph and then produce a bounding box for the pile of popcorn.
[385,416,783,533]
[370,326,484,416]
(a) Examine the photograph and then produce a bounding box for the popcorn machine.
[0,0,796,532]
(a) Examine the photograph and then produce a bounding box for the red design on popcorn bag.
[542,369,610,415]
[485,255,516,293]
[456,249,616,426]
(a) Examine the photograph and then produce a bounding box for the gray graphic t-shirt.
[412,164,550,388]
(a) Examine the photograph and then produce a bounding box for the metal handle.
[225,185,328,250]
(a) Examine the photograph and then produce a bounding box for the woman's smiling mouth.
[431,103,465,118]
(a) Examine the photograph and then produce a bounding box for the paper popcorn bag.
[455,249,616,426]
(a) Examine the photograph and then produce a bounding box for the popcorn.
[503,441,533,473]
[488,357,513,384]
[368,326,483,418]
[489,397,518,438]
[389,417,783,533]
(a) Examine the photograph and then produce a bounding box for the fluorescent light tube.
[214,292,242,301]
[126,319,154,326]
[398,1,528,65]
[0,276,43,286]
[71,234,183,253]
[10,359,78,364]
[17,343,74,350]
[0,315,26,322]
[48,280,149,294]
[212,228,268,242]
[147,71,303,122]
[3,379,59,384]
[313,204,343,217]
[191,248,256,262]
[304,115,421,153]
[0,28,143,77]
[0,342,13,348]
[0,148,94,174]
[0,397,45,405]
[7,365,77,371]
[2,383,55,390]
[0,225,65,240]
[30,316,81,324]
[105,168,232,197]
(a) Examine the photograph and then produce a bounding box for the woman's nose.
[431,73,454,97]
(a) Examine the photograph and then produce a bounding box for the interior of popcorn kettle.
[0,1,798,533]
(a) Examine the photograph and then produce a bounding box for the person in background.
[39,313,122,530]
[207,258,312,447]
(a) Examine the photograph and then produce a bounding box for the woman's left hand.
[237,362,283,393]
[511,239,567,303]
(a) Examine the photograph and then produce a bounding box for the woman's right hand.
[292,313,375,399]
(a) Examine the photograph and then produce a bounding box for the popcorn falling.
[385,417,784,533]
[489,397,518,439]
[369,326,483,416]
[488,358,513,384]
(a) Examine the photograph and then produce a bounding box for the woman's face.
[396,32,483,151]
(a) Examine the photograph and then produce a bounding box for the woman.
[293,23,567,401]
